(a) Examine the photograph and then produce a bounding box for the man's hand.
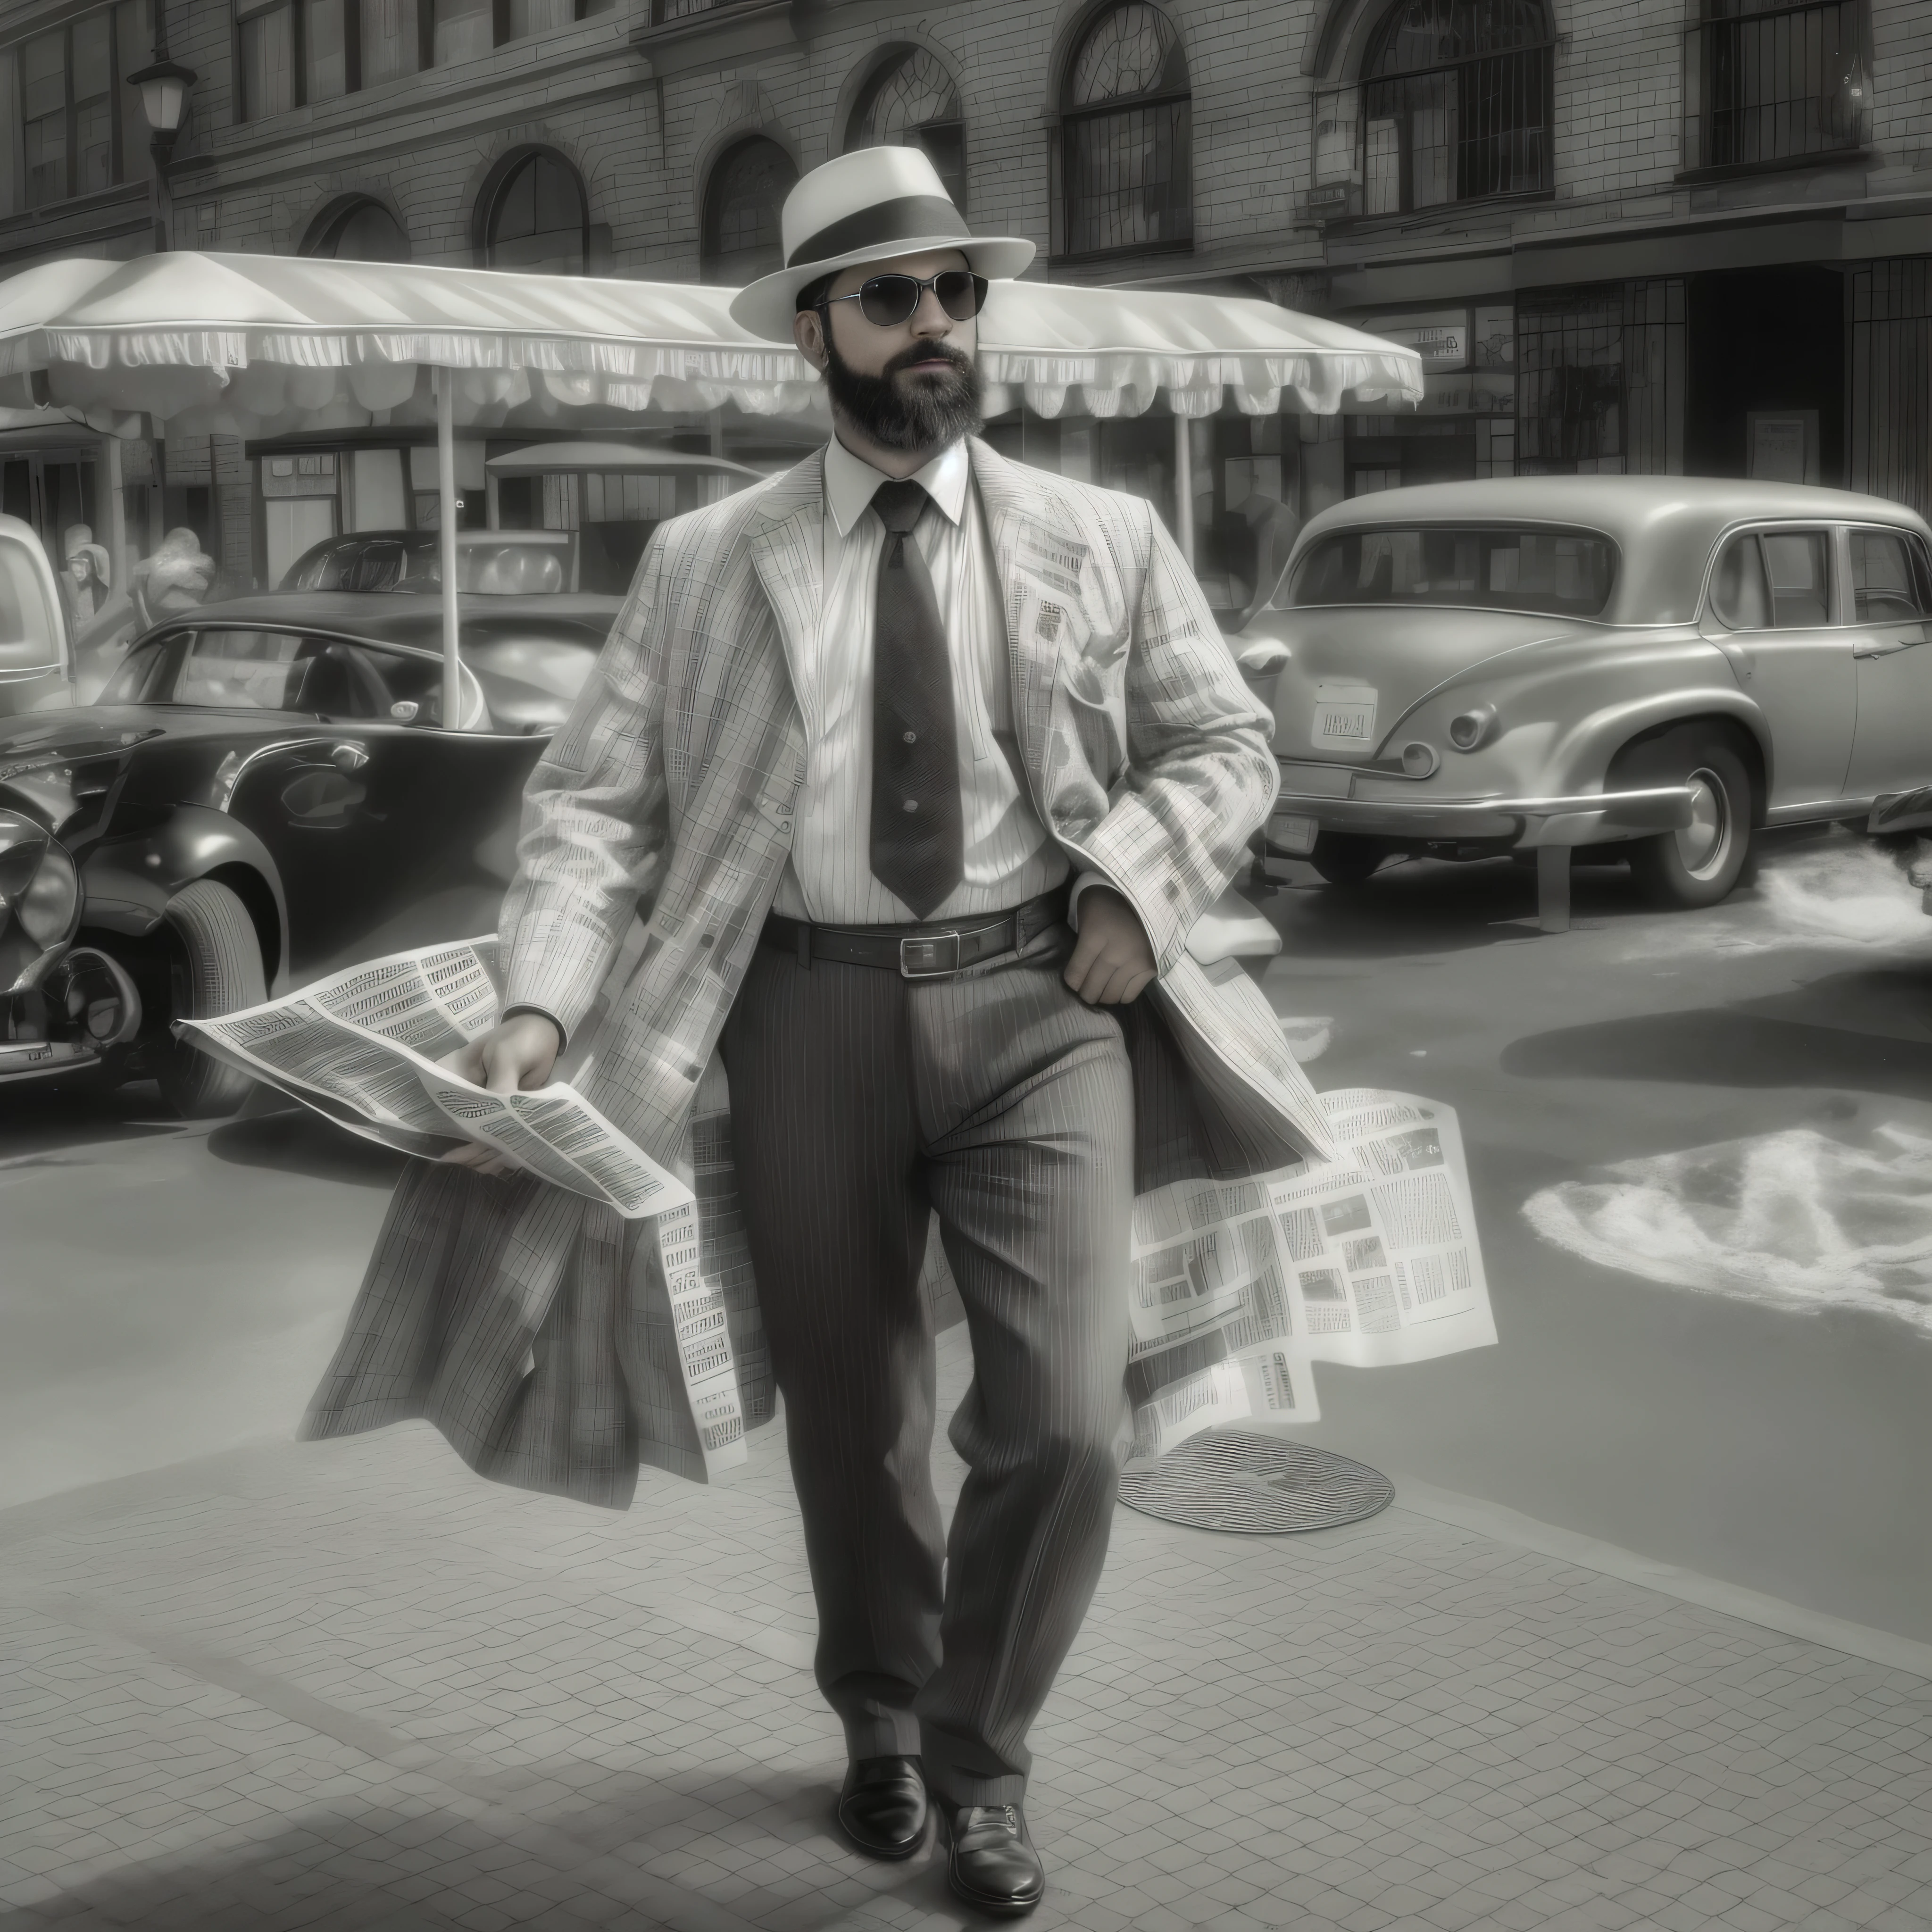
[437,1011,564,1176]
[1063,886,1158,1006]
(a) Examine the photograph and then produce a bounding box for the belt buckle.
[899,931,962,979]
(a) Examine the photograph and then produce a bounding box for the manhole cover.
[1118,1432,1394,1534]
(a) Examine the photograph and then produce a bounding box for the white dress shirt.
[772,434,1070,925]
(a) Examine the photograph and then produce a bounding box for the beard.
[823,332,983,452]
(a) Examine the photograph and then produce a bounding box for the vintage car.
[1240,477,1932,920]
[0,557,605,1116]
[276,527,586,596]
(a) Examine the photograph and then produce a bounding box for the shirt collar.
[824,433,970,540]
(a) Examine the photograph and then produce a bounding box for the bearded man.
[304,147,1318,1917]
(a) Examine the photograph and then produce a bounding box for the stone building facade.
[4,0,1932,608]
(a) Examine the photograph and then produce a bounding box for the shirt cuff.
[503,1004,567,1052]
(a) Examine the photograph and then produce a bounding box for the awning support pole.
[1173,410,1195,569]
[437,370,460,728]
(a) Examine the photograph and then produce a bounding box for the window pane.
[25,112,68,210]
[75,97,114,193]
[324,199,410,260]
[1712,535,1771,629]
[489,152,588,272]
[22,31,66,120]
[0,49,17,215]
[117,1,154,189]
[1761,530,1830,626]
[1063,99,1191,255]
[305,0,348,101]
[360,0,419,83]
[1288,525,1618,619]
[175,630,305,709]
[241,5,296,119]
[432,0,492,65]
[73,13,113,99]
[1848,530,1929,622]
[1067,2,1183,107]
[507,0,573,34]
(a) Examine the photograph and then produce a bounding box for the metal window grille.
[850,48,967,213]
[1358,0,1551,215]
[1516,280,1684,476]
[1685,0,1868,172]
[1059,2,1192,260]
[1850,260,1932,522]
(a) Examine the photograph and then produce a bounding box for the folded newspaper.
[174,936,691,1220]
[1119,1087,1496,1466]
[182,940,1496,1476]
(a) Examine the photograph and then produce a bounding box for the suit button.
[902,730,917,744]
[903,799,918,813]
[699,933,714,948]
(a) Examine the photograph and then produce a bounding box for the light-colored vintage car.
[1236,476,1932,925]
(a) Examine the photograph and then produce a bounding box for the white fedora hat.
[728,146,1034,342]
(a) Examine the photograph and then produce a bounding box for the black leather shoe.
[943,1802,1045,1916]
[836,1755,928,1860]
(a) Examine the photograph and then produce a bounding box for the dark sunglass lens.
[859,276,921,326]
[936,272,987,321]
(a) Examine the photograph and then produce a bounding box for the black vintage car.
[0,588,613,1116]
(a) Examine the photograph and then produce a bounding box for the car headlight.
[0,809,81,993]
[1448,705,1498,752]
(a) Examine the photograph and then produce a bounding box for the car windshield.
[285,535,566,595]
[1285,525,1618,619]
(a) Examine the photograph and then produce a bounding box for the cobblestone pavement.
[3,1330,1930,1932]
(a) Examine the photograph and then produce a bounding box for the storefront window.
[1516,280,1684,478]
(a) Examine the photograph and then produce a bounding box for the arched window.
[1359,0,1552,216]
[482,149,588,275]
[1059,2,1191,261]
[848,48,966,214]
[302,197,411,262]
[700,137,797,284]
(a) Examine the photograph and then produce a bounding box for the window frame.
[1354,0,1556,220]
[479,144,591,275]
[1840,522,1932,625]
[1055,0,1194,266]
[1703,522,1842,633]
[17,7,128,210]
[1681,0,1870,181]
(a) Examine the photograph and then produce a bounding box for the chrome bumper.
[1271,782,1699,847]
[0,1037,101,1084]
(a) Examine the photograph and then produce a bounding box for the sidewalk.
[2,1328,1929,1932]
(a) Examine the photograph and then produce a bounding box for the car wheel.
[1309,833,1387,888]
[1612,728,1753,910]
[156,879,267,1118]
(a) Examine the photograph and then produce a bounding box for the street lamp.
[126,4,196,253]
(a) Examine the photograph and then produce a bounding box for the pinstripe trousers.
[719,919,1134,1808]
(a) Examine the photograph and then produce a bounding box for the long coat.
[300,438,1329,1506]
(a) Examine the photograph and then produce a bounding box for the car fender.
[1546,689,1772,809]
[79,804,290,989]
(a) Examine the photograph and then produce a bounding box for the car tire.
[157,879,267,1118]
[1611,728,1753,911]
[1309,833,1387,888]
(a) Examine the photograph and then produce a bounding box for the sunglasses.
[818,270,989,328]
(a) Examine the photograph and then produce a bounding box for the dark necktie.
[869,478,963,918]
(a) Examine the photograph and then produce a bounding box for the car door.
[180,628,407,977]
[1701,525,1855,811]
[1842,525,1932,802]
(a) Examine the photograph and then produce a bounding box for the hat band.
[786,194,971,270]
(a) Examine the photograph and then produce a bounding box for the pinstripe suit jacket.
[300,438,1329,1507]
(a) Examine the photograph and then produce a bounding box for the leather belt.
[761,887,1069,980]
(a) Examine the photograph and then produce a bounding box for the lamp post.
[126,4,196,255]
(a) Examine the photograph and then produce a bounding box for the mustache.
[883,340,974,380]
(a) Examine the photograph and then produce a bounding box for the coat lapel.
[745,449,826,707]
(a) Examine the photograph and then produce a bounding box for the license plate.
[1269,812,1318,855]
